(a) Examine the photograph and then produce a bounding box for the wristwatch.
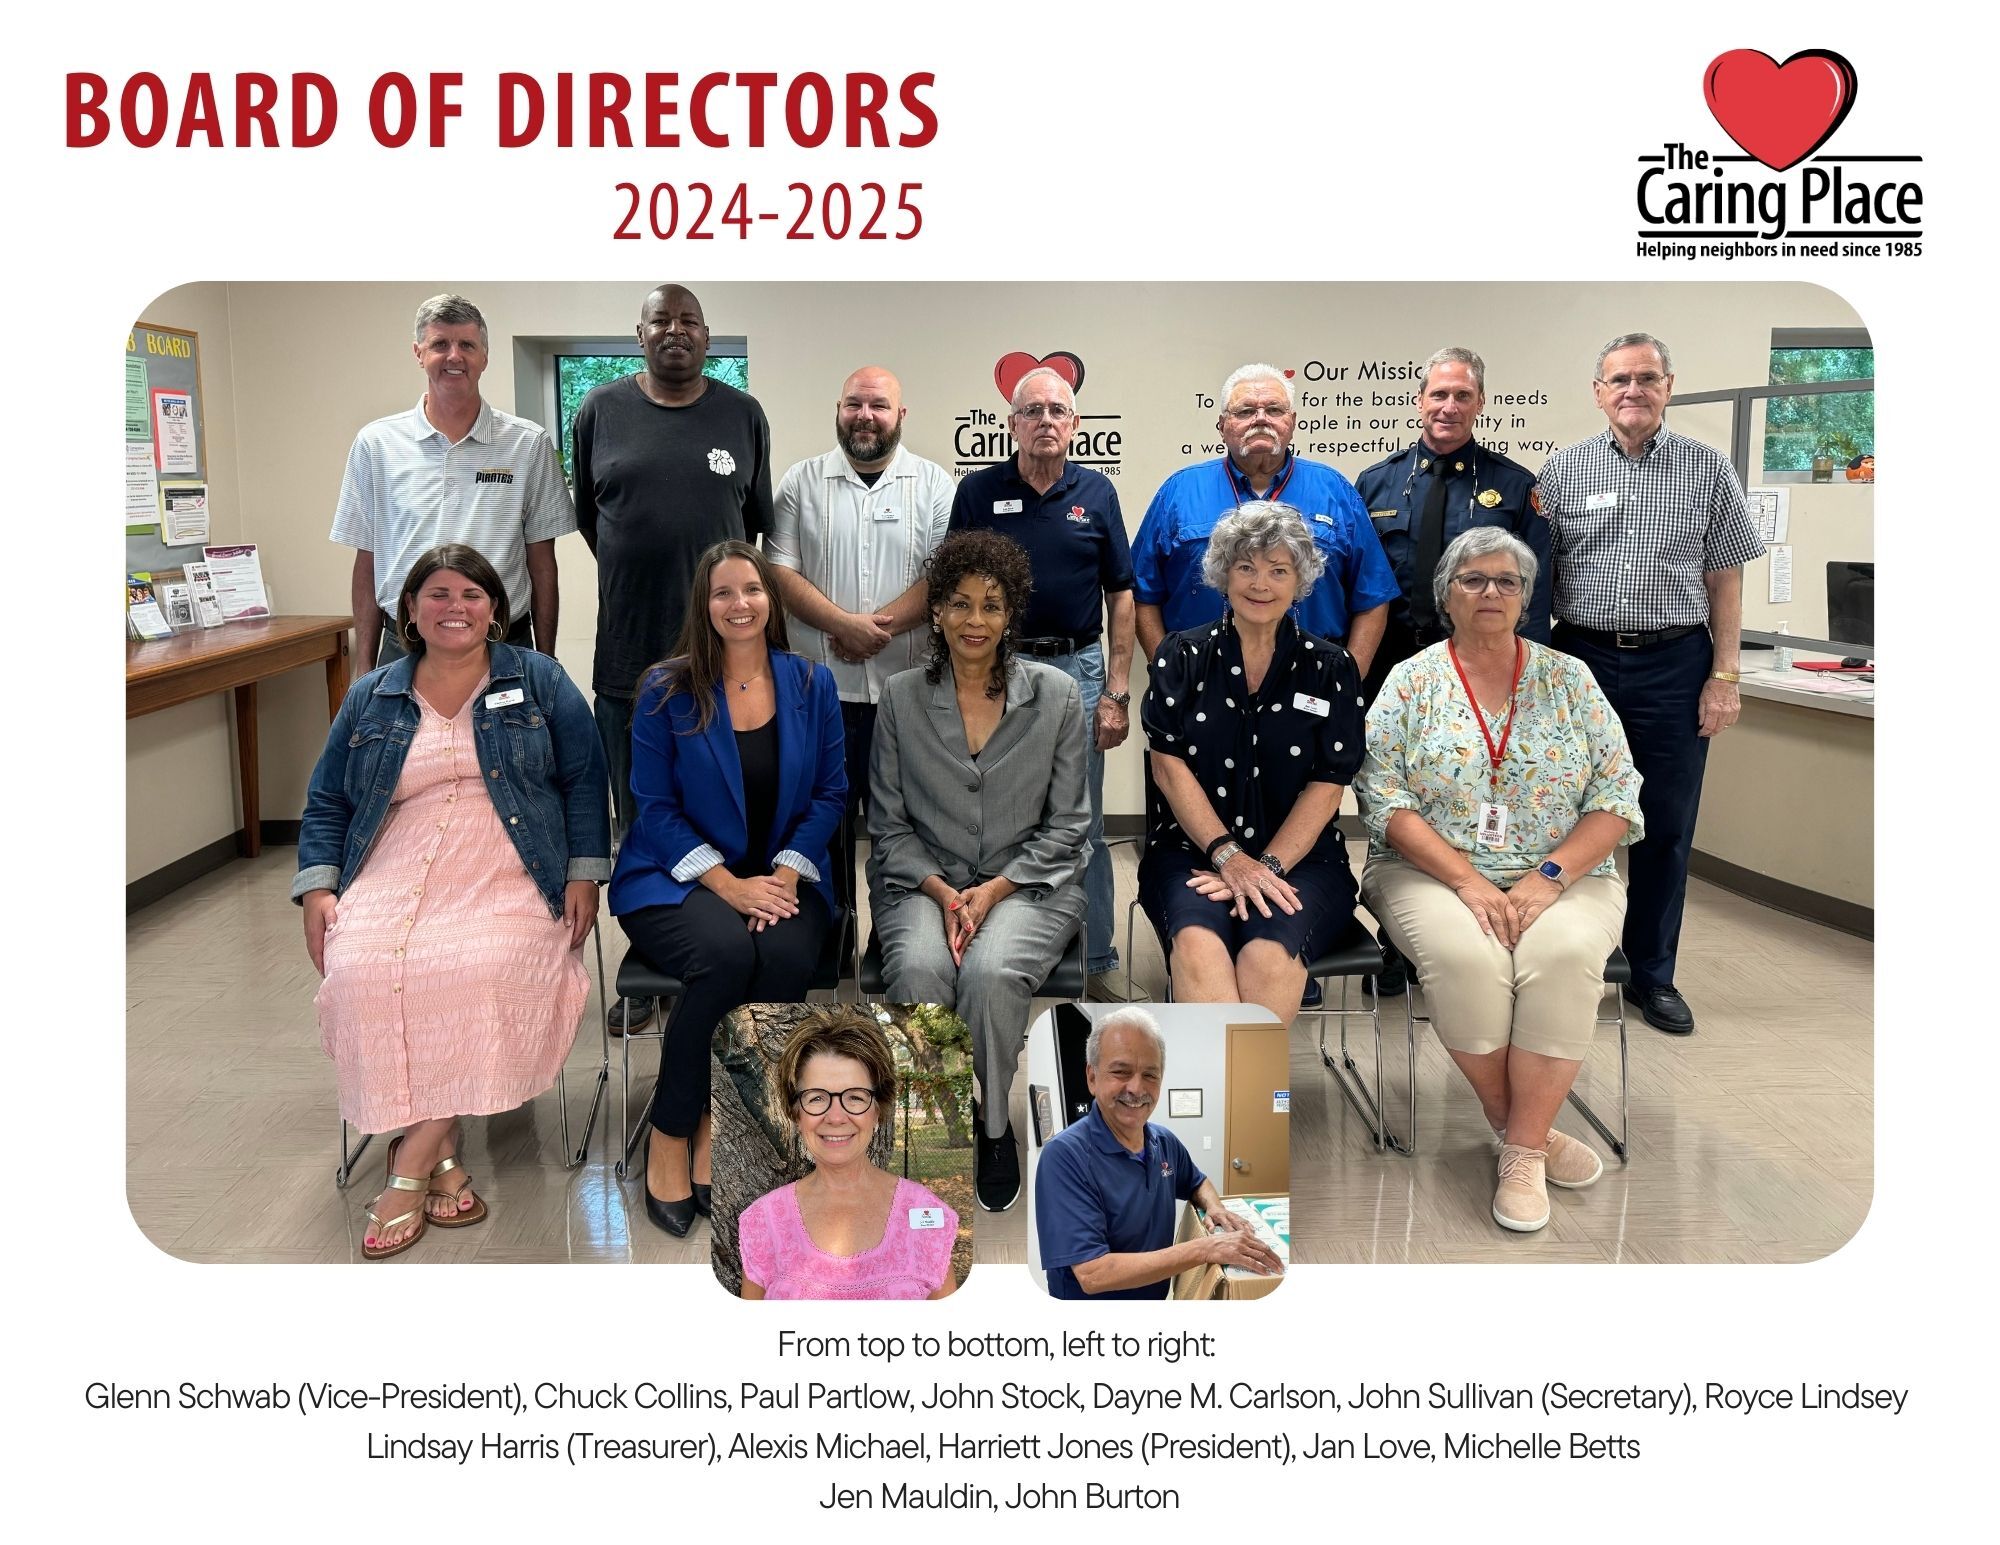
[1258,853,1287,877]
[1536,859,1567,887]
[1212,841,1244,868]
[1103,689,1131,707]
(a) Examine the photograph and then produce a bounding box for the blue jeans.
[1050,644,1119,975]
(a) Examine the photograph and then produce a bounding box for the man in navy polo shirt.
[949,366,1138,1004]
[1034,1010,1283,1300]
[1133,362,1397,665]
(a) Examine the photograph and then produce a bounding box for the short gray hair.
[1595,332,1672,379]
[1085,1008,1166,1069]
[1220,362,1294,410]
[413,293,488,351]
[1434,526,1539,629]
[1420,346,1485,394]
[1009,366,1076,415]
[1201,501,1326,599]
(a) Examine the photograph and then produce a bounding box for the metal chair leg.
[335,1120,374,1189]
[1563,990,1631,1162]
[1316,975,1386,1151]
[558,924,612,1168]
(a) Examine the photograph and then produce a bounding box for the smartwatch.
[1536,859,1566,887]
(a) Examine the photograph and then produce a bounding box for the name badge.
[1292,692,1330,718]
[872,503,900,522]
[484,688,526,708]
[907,1207,946,1230]
[1476,802,1511,848]
[993,499,1024,514]
[1585,491,1618,512]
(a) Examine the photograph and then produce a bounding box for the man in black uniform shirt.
[1353,346,1550,705]
[574,282,775,1030]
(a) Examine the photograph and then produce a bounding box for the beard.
[837,417,902,465]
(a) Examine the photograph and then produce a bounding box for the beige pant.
[1362,856,1626,1061]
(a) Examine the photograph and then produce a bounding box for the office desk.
[126,615,350,859]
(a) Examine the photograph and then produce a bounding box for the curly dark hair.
[922,530,1034,698]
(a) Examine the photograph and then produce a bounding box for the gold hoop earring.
[487,619,505,642]
[400,621,420,647]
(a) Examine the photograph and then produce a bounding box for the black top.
[947,458,1133,640]
[1140,614,1365,867]
[572,375,775,696]
[735,718,779,876]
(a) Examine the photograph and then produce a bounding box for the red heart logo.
[1703,48,1857,172]
[1283,369,1295,378]
[994,350,1085,404]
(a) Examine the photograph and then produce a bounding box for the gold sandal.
[363,1172,429,1260]
[426,1154,488,1228]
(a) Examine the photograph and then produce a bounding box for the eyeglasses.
[1224,403,1293,422]
[1451,573,1525,596]
[795,1087,879,1116]
[1013,403,1074,421]
[1597,372,1668,391]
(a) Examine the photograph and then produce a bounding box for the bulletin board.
[125,320,210,572]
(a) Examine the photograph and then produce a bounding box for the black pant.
[620,887,831,1136]
[1361,614,1440,711]
[835,700,876,915]
[1554,624,1712,993]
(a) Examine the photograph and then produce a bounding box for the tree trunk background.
[709,1002,972,1295]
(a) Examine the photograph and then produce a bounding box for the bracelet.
[1203,833,1234,865]
[1103,689,1131,708]
[1710,670,1741,682]
[1258,852,1286,877]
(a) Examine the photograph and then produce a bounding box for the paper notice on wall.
[151,387,197,475]
[1767,543,1794,604]
[124,358,150,440]
[1747,486,1790,544]
[160,481,209,546]
[125,442,160,529]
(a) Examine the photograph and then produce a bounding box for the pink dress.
[739,1178,957,1300]
[315,681,588,1133]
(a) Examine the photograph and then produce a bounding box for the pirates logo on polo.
[707,448,736,476]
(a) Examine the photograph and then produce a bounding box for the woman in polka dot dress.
[1137,503,1365,1021]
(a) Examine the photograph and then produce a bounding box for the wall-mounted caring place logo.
[951,349,1124,476]
[1635,48,1924,260]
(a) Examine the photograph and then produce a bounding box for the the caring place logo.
[951,349,1123,475]
[1634,47,1923,260]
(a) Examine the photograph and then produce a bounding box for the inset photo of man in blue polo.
[1025,1005,1289,1301]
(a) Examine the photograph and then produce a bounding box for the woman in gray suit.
[869,531,1089,1214]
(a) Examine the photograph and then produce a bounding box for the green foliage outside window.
[1764,348,1873,472]
[554,354,750,482]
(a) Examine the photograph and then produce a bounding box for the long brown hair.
[642,540,792,731]
[395,543,509,655]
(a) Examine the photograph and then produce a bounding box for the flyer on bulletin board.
[20,3,1984,1537]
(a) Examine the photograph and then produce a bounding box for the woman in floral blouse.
[1356,526,1643,1234]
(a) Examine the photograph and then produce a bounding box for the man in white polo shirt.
[765,364,954,909]
[332,293,575,674]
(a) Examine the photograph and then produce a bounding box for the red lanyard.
[1223,451,1296,507]
[1447,638,1526,794]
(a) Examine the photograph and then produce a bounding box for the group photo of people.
[124,279,1875,1271]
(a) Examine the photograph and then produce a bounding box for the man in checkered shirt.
[1538,333,1764,1037]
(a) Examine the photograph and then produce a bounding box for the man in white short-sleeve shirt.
[766,364,953,905]
[331,293,575,674]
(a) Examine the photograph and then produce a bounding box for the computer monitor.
[1826,561,1873,650]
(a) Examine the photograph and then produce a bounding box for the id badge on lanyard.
[1448,639,1526,851]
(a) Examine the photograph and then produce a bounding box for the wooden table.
[126,615,351,859]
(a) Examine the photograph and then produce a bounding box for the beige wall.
[128,280,1872,902]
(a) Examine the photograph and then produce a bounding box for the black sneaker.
[609,996,655,1036]
[976,1125,1022,1212]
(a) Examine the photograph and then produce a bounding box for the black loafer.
[976,1126,1022,1212]
[645,1187,696,1237]
[1625,984,1696,1035]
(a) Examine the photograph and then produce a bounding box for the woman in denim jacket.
[294,544,610,1259]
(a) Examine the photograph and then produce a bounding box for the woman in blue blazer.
[610,541,846,1236]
